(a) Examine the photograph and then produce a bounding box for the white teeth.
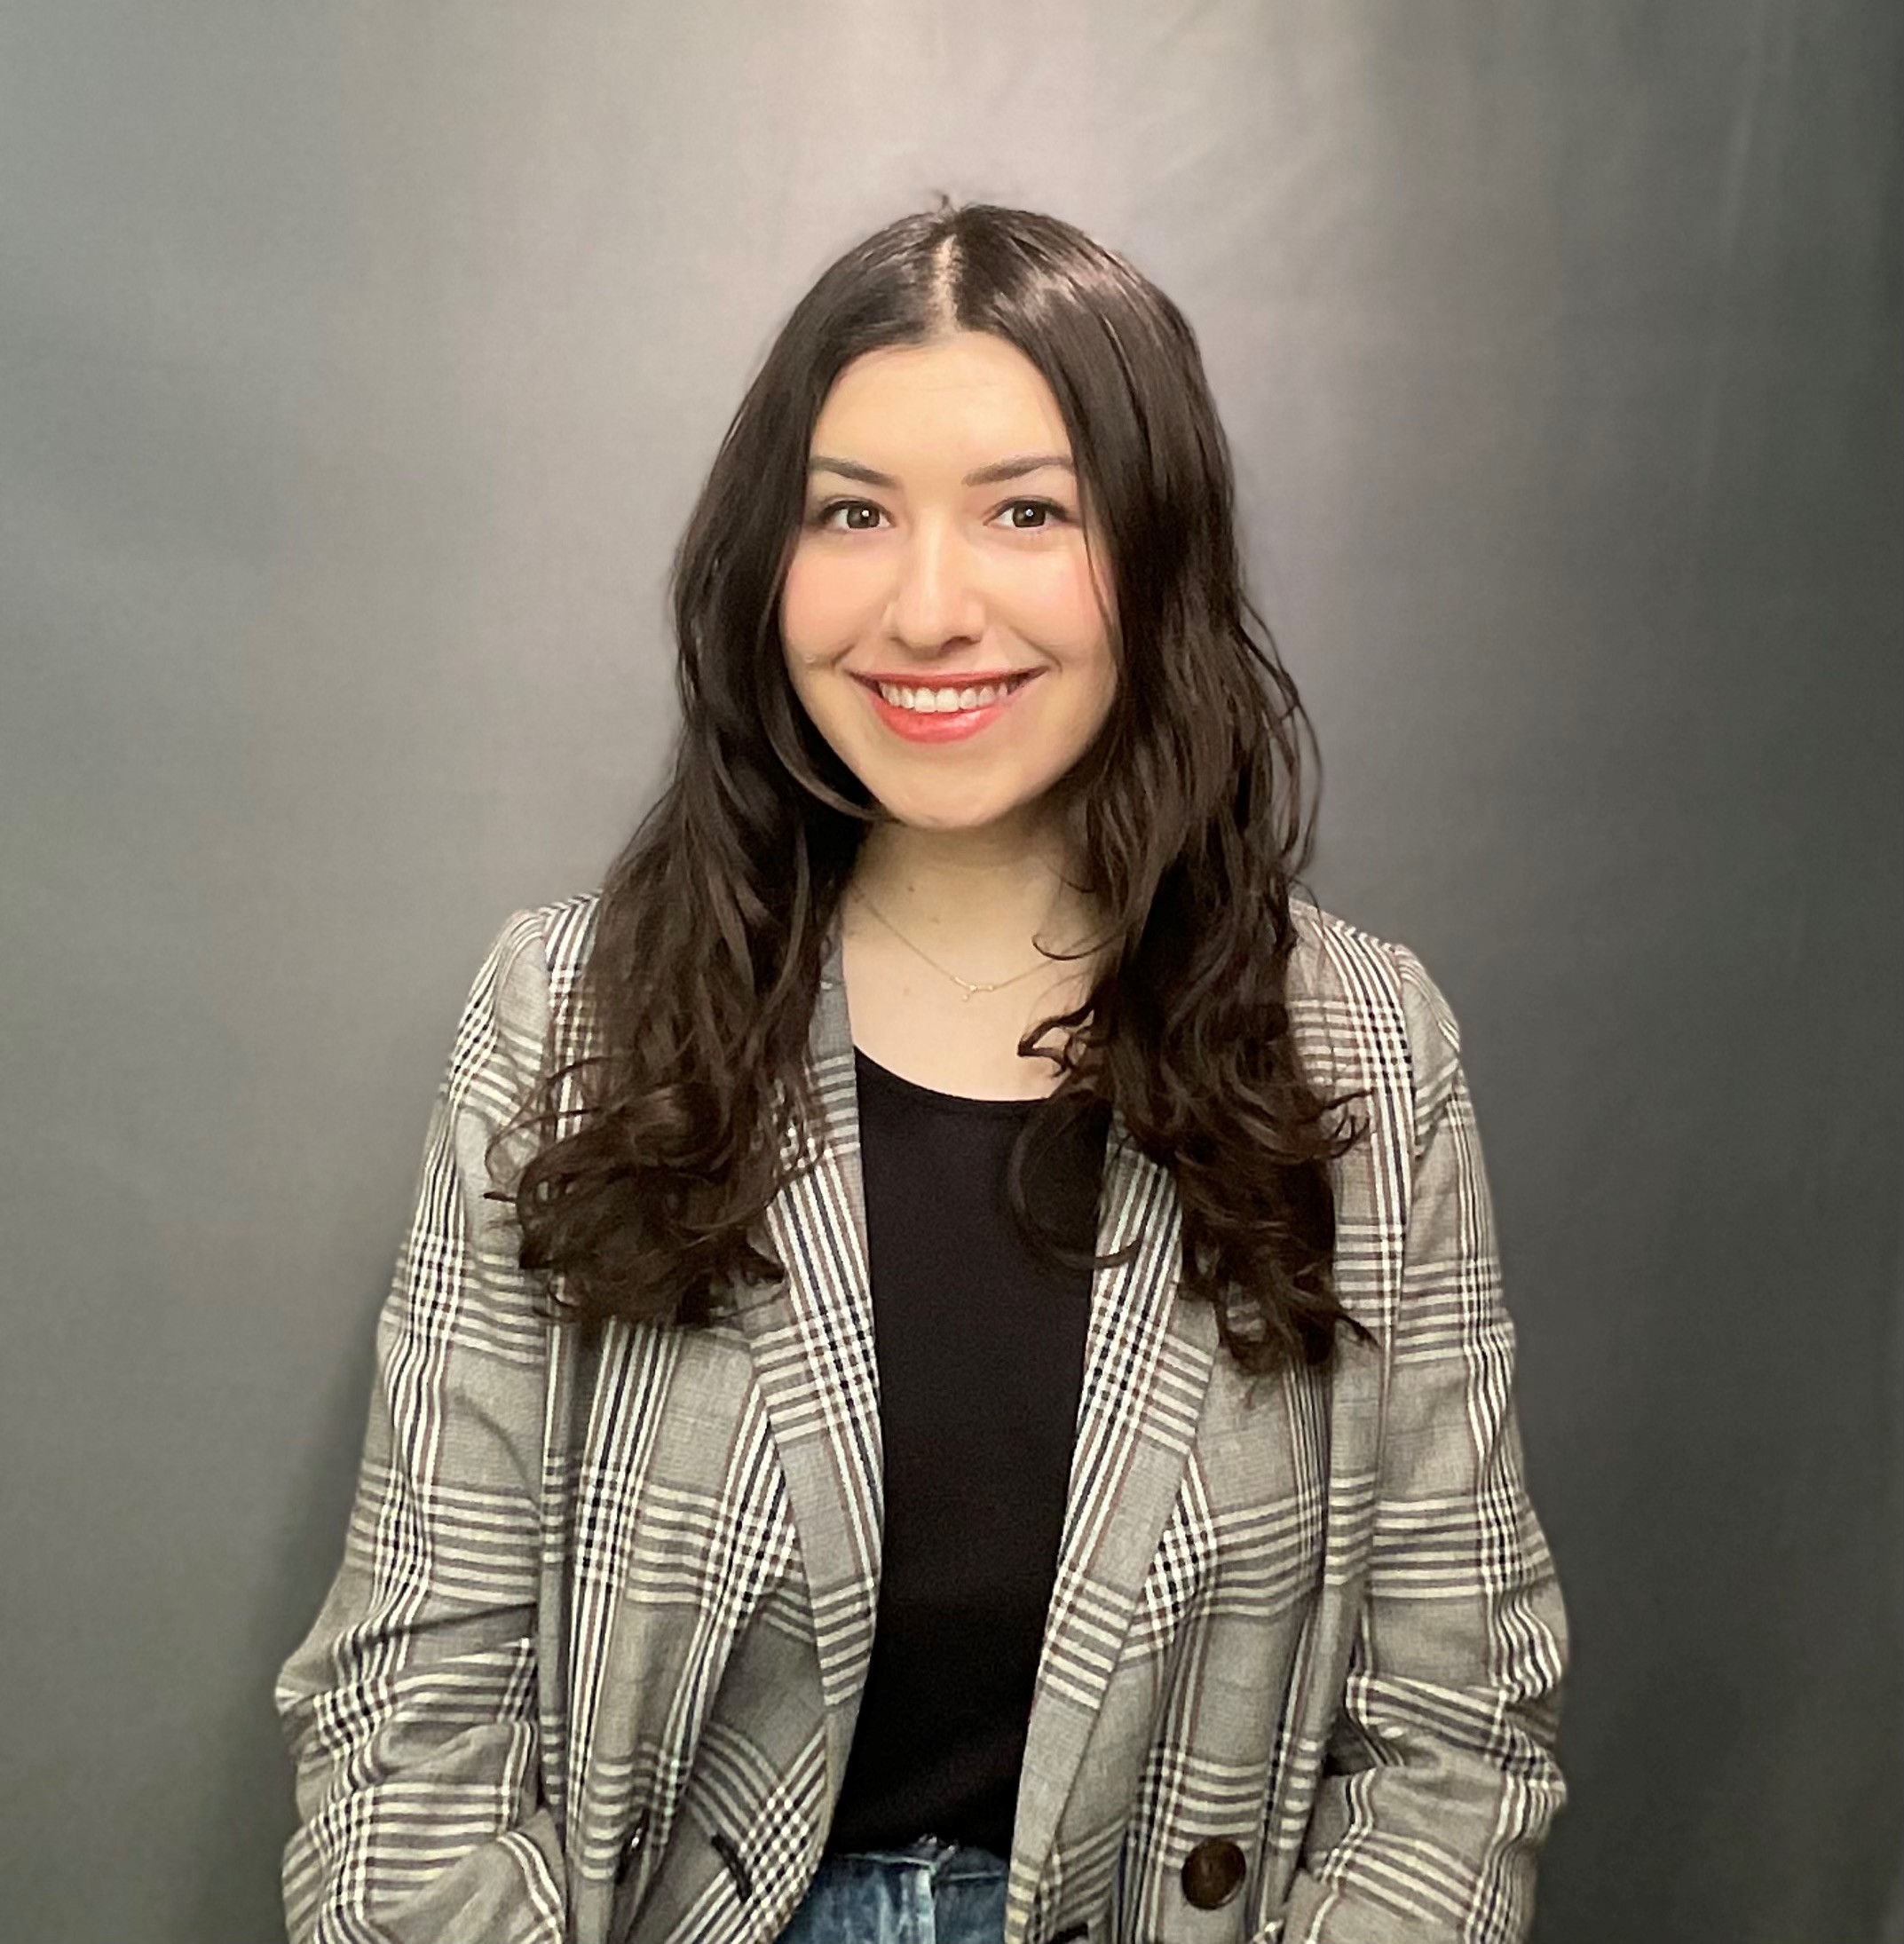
[874,678,1023,713]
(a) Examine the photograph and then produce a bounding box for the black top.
[823,1047,1110,1860]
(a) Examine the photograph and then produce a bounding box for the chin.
[868,785,1047,836]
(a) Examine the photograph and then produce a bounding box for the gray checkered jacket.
[276,891,1567,1944]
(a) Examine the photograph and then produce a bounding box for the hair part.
[502,195,1369,1373]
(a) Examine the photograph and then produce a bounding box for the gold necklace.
[849,884,1067,1002]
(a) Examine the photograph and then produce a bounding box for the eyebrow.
[807,453,1076,489]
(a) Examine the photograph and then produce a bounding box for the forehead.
[811,332,1071,461]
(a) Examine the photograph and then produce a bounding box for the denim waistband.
[834,1837,1007,1882]
[774,1839,1009,1944]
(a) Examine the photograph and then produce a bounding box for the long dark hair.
[507,197,1366,1373]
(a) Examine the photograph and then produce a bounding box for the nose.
[885,518,986,652]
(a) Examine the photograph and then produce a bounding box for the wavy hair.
[506,197,1368,1373]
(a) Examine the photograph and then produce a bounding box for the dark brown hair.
[506,197,1366,1372]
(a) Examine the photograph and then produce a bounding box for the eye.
[997,498,1071,531]
[810,499,886,532]
[806,495,1074,533]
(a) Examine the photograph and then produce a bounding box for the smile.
[854,670,1041,743]
[865,673,1036,713]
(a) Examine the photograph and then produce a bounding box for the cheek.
[778,556,814,648]
[1023,545,1111,651]
[780,549,865,651]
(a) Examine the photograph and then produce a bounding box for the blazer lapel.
[732,924,883,1801]
[731,919,1217,1911]
[1009,1119,1216,1922]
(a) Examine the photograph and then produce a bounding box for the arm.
[275,912,568,1944]
[1281,944,1569,1944]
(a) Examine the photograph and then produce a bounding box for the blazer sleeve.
[1279,944,1569,1944]
[274,911,568,1944]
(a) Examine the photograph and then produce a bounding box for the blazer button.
[1180,1837,1247,1911]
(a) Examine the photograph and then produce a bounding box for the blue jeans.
[772,1838,1009,1944]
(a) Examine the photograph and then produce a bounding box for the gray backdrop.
[4,4,1899,1941]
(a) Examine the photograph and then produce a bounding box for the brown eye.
[1001,499,1069,530]
[813,499,884,532]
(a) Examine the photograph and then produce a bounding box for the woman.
[277,199,1568,1944]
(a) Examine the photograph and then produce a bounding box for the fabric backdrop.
[4,4,1899,1940]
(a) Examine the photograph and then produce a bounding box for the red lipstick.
[857,669,1040,744]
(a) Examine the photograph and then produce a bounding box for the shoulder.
[454,890,604,1074]
[1285,893,1467,1144]
[525,889,604,1000]
[478,889,602,994]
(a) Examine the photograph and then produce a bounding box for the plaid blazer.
[276,891,1567,1944]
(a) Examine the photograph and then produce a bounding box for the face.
[779,331,1118,846]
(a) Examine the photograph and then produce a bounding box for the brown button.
[1180,1837,1247,1910]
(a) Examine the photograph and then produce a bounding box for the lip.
[851,671,1041,690]
[857,668,1041,744]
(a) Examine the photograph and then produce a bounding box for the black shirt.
[824,1047,1110,1860]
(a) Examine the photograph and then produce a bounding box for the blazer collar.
[735,918,1215,1893]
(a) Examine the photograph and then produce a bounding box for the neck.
[845,818,1101,965]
